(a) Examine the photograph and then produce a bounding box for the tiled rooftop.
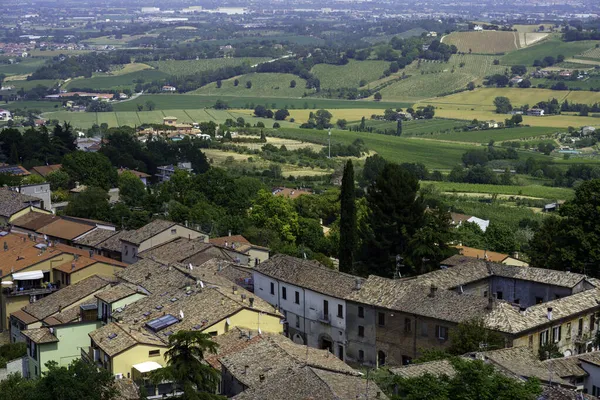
[10,212,58,231]
[254,254,360,299]
[37,219,95,241]
[22,275,113,321]
[120,219,177,245]
[22,327,59,344]
[0,189,41,217]
[74,229,121,247]
[138,237,217,264]
[89,322,166,357]
[390,359,456,379]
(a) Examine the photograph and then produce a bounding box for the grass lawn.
[421,180,574,200]
[0,58,48,76]
[311,60,391,89]
[111,94,412,112]
[192,73,308,97]
[147,58,270,75]
[501,38,600,65]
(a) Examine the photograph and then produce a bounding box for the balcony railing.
[80,347,93,364]
[6,286,59,297]
[318,312,331,324]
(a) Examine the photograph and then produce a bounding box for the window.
[496,291,503,300]
[282,286,287,300]
[358,326,365,337]
[208,331,218,337]
[435,325,449,340]
[552,326,561,343]
[323,300,329,317]
[149,350,160,357]
[270,282,274,295]
[594,386,600,397]
[378,312,385,327]
[536,297,544,304]
[30,341,37,360]
[404,318,412,333]
[402,355,412,365]
[295,291,300,304]
[420,322,428,337]
[295,315,300,328]
[338,345,344,360]
[539,330,549,346]
[483,291,488,297]
[579,318,584,335]
[358,306,364,318]
[358,350,364,361]
[337,304,344,319]
[170,228,177,235]
[555,294,561,299]
[566,322,572,339]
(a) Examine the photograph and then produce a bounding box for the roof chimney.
[233,286,238,295]
[547,307,553,320]
[88,249,93,258]
[428,284,438,298]
[355,278,362,290]
[244,365,249,374]
[519,306,526,315]
[249,297,254,308]
[487,295,495,310]
[259,374,265,382]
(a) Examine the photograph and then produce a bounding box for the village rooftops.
[0,233,67,277]
[220,334,357,390]
[210,234,269,252]
[232,366,387,400]
[205,328,265,370]
[453,245,510,263]
[51,253,127,274]
[543,351,600,379]
[254,254,360,300]
[89,322,167,357]
[120,219,179,245]
[390,359,456,379]
[0,188,43,218]
[29,164,62,177]
[37,218,96,241]
[97,230,131,253]
[22,327,59,344]
[95,283,145,304]
[43,301,97,326]
[137,237,216,264]
[11,212,59,231]
[20,275,114,322]
[74,228,122,247]
[115,258,196,294]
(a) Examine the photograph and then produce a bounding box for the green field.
[0,58,48,76]
[147,58,271,76]
[111,94,412,112]
[501,39,600,65]
[311,60,390,89]
[353,118,467,136]
[579,46,600,60]
[267,127,478,169]
[377,54,506,101]
[420,180,574,200]
[432,126,558,143]
[192,73,308,97]
[3,100,63,112]
[64,70,169,90]
[43,109,300,130]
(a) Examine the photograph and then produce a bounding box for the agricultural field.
[111,94,411,112]
[64,69,169,90]
[377,54,505,101]
[0,58,48,76]
[3,100,63,112]
[430,126,558,143]
[442,31,520,54]
[513,24,555,33]
[82,34,159,46]
[351,118,467,136]
[147,58,271,76]
[579,46,600,60]
[109,63,152,75]
[420,180,574,200]
[202,148,331,178]
[268,127,478,169]
[501,39,600,66]
[192,73,309,97]
[311,60,391,89]
[420,87,600,111]
[517,32,549,47]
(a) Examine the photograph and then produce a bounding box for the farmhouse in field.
[161,85,177,92]
[0,109,13,121]
[528,108,545,116]
[449,212,490,232]
[473,25,483,31]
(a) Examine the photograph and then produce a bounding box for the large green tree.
[364,163,425,277]
[61,151,118,190]
[249,189,300,243]
[448,318,506,355]
[65,186,111,221]
[118,170,146,207]
[529,179,600,275]
[339,160,356,273]
[150,331,223,400]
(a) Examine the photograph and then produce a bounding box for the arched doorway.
[292,333,304,345]
[319,334,333,353]
[378,350,386,367]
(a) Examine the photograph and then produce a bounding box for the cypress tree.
[397,119,403,136]
[339,160,356,273]
[9,143,19,164]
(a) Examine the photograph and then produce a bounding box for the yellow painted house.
[87,283,283,378]
[0,188,52,226]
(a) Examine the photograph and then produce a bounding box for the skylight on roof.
[34,243,47,249]
[108,333,118,339]
[146,314,179,332]
[0,231,8,237]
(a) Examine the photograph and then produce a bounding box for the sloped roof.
[115,258,195,294]
[95,283,142,304]
[254,254,360,300]
[52,255,127,274]
[138,237,215,264]
[120,219,177,245]
[10,212,58,231]
[0,189,41,217]
[22,275,112,321]
[89,322,166,357]
[11,309,38,325]
[38,219,95,241]
[97,230,131,252]
[22,327,58,344]
[74,229,121,247]
[29,164,62,177]
[390,359,456,379]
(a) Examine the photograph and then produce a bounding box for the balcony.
[80,347,93,364]
[574,333,591,344]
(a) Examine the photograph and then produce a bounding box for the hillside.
[442,31,521,54]
[311,60,390,89]
[146,57,271,75]
[500,38,600,65]
[191,73,309,97]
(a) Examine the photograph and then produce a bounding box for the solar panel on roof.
[155,305,163,310]
[146,314,179,332]
[143,311,152,317]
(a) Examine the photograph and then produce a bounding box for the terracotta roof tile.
[37,219,95,240]
[29,164,62,177]
[11,310,38,325]
[10,212,59,231]
[22,327,58,344]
